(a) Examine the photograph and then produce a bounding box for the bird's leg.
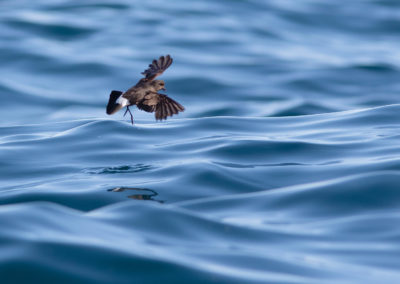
[124,106,134,125]
[123,107,129,117]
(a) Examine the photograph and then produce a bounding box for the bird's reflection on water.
[108,187,164,203]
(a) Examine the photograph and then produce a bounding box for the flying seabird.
[106,55,184,124]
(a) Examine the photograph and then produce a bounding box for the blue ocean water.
[1,0,400,283]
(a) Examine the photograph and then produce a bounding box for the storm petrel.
[106,55,184,124]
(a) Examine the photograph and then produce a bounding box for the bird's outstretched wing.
[137,92,184,120]
[141,55,173,81]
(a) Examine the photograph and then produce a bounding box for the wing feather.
[166,103,174,116]
[155,94,185,120]
[141,55,173,81]
[136,91,184,120]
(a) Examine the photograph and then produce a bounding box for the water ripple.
[1,0,400,282]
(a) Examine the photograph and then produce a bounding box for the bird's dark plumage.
[142,54,173,81]
[106,55,184,124]
[106,90,123,115]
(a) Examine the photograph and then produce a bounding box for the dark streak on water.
[1,0,400,283]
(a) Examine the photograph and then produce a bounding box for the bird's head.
[151,80,166,91]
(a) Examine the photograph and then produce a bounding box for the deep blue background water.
[1,1,400,283]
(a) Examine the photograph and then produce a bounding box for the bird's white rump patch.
[116,95,129,107]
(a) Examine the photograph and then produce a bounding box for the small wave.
[84,164,156,174]
[5,15,97,40]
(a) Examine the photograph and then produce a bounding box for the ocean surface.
[1,0,400,283]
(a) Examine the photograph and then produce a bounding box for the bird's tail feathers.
[106,90,124,115]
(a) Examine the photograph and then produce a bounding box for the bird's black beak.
[161,87,166,91]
